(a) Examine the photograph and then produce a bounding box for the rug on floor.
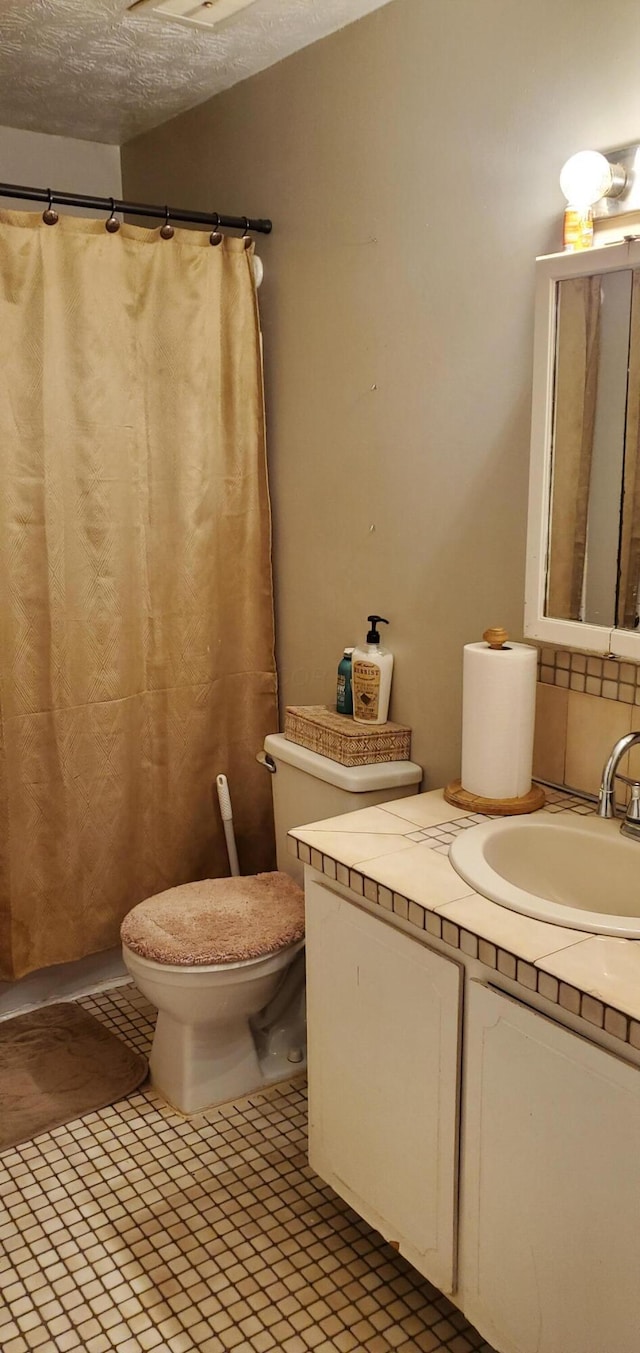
[0,999,148,1151]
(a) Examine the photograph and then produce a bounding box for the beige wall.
[121,0,640,789]
[0,126,121,211]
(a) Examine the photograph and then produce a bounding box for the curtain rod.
[0,181,272,235]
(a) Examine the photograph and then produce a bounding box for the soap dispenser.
[352,615,394,724]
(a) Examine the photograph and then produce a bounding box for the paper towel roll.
[461,638,537,800]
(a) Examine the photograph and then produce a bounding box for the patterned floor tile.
[0,985,495,1353]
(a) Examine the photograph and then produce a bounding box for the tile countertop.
[288,788,640,1054]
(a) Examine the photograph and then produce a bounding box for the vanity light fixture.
[559,144,640,251]
[559,149,628,252]
[559,150,627,211]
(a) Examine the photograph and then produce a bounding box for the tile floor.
[0,984,495,1353]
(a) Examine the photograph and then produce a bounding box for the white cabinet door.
[460,981,640,1353]
[305,876,462,1294]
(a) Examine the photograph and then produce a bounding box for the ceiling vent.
[128,0,259,31]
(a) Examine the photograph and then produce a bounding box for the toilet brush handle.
[216,774,241,877]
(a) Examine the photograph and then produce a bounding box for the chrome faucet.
[598,731,640,840]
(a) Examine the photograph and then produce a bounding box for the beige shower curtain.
[0,210,278,980]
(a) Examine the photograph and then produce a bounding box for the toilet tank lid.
[263,734,422,793]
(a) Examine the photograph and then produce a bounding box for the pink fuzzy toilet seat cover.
[121,872,305,966]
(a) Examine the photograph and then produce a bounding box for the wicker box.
[284,705,412,767]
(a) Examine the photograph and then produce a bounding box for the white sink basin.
[449,813,640,938]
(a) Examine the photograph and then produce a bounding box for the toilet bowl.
[121,870,306,1114]
[122,737,422,1115]
[122,938,304,1113]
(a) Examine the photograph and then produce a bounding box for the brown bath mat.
[0,1002,148,1151]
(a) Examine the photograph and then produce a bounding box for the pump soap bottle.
[352,616,394,724]
[336,648,355,716]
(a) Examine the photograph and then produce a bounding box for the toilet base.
[123,939,305,1116]
[251,947,307,1083]
[150,1010,263,1114]
[123,940,306,1115]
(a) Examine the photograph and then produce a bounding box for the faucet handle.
[626,782,640,824]
[612,771,640,833]
[621,780,640,838]
[612,770,640,809]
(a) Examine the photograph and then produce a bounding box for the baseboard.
[0,948,129,1020]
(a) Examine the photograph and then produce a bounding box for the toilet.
[121,733,422,1113]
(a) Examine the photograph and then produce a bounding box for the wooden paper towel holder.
[443,781,545,815]
[444,627,546,817]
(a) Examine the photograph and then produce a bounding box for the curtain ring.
[209,212,222,247]
[160,206,174,240]
[242,216,252,250]
[42,189,58,226]
[105,198,120,234]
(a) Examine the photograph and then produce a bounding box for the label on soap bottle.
[352,660,380,720]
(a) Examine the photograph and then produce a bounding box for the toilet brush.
[216,774,241,877]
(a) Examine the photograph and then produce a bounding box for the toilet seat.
[122,942,303,981]
[120,871,305,967]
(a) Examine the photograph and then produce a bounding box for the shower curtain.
[0,210,278,981]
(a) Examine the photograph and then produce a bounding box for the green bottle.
[336,648,355,716]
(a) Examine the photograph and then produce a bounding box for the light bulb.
[559,151,614,209]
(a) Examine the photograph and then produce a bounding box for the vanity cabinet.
[460,982,640,1353]
[305,873,640,1353]
[305,876,462,1295]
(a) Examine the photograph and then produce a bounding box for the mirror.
[525,239,640,658]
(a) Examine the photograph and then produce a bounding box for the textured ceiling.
[0,0,395,146]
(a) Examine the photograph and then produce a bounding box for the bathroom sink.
[449,813,640,938]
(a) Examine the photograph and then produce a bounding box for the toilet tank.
[263,733,422,885]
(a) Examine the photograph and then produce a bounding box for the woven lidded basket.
[284,705,411,767]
